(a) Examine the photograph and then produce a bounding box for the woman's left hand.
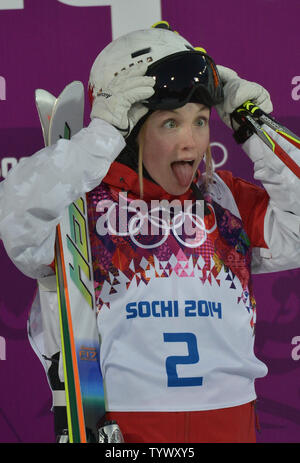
[216,65,273,128]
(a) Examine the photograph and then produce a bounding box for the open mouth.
[184,160,194,166]
[171,160,195,187]
[171,159,195,166]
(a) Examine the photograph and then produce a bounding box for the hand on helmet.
[216,65,273,129]
[90,62,155,137]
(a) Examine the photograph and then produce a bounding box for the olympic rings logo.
[209,142,228,169]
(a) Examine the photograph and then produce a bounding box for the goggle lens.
[145,51,223,109]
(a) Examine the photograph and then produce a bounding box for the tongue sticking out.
[171,161,194,187]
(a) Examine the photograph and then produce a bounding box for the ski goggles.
[144,51,224,109]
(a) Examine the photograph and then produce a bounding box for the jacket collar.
[102,161,200,202]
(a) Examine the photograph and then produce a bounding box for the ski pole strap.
[231,101,300,179]
[232,123,255,145]
[231,101,263,144]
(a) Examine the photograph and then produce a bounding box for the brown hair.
[137,123,147,199]
[203,144,213,189]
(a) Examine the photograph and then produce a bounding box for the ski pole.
[231,101,300,179]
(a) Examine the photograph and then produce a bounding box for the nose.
[180,125,197,152]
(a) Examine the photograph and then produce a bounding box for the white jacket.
[0,118,299,409]
[0,118,299,278]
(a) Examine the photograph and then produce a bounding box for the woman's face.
[140,102,210,196]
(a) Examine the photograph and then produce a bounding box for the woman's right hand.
[90,62,155,138]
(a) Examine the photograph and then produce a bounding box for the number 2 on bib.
[163,332,203,387]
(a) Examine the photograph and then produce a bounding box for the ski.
[35,82,105,443]
[35,89,56,146]
[232,100,300,179]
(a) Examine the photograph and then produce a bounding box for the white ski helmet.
[88,26,223,112]
[89,27,192,102]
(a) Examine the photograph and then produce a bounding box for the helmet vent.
[131,47,151,58]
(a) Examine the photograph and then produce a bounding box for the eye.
[195,117,208,127]
[163,119,177,129]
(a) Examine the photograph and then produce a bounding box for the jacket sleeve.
[0,118,125,279]
[223,124,300,274]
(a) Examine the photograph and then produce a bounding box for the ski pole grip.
[231,100,263,125]
[230,101,260,144]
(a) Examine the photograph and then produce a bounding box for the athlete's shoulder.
[215,169,263,192]
[213,170,269,248]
